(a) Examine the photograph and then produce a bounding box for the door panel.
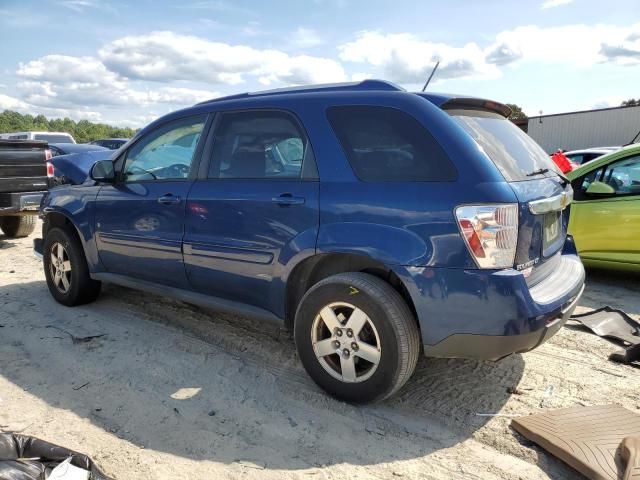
[569,154,640,265]
[94,114,208,287]
[184,180,319,315]
[569,196,640,264]
[183,109,319,316]
[95,182,193,287]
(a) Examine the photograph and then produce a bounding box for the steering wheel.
[165,163,190,178]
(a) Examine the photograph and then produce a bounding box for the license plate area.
[542,211,562,256]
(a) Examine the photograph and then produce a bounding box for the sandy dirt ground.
[1,226,639,480]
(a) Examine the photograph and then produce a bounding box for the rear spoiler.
[440,97,512,118]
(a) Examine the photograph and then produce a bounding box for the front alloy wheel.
[43,226,101,306]
[49,242,72,293]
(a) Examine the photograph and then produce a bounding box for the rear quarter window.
[450,110,558,182]
[326,105,457,182]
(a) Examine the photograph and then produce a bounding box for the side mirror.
[90,160,115,183]
[585,181,615,195]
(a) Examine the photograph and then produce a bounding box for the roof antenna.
[421,61,440,92]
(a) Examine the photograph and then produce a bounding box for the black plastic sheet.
[0,434,110,480]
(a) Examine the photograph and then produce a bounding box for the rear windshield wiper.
[526,168,549,177]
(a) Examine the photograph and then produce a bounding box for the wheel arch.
[284,252,419,332]
[42,209,100,271]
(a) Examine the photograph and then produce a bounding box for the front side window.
[326,105,456,182]
[123,115,206,182]
[576,155,640,198]
[208,111,306,179]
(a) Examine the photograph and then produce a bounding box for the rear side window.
[326,106,456,182]
[450,110,558,182]
[208,110,307,179]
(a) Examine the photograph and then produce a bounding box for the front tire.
[43,227,101,306]
[294,272,420,403]
[0,215,37,238]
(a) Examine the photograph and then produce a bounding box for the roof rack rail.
[196,79,404,105]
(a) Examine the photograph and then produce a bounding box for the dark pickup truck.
[0,140,49,237]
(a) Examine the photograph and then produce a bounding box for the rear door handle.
[158,194,181,205]
[272,194,305,206]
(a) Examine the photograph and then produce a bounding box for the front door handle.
[158,194,181,205]
[272,193,305,206]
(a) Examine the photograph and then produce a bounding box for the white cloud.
[16,55,218,110]
[486,23,640,67]
[291,27,324,48]
[339,31,500,84]
[0,93,30,110]
[340,24,640,86]
[591,95,625,109]
[0,92,102,122]
[99,31,346,86]
[541,0,573,9]
[55,0,109,13]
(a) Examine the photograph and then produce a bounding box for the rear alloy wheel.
[295,272,420,403]
[311,302,382,383]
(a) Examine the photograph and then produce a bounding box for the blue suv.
[35,80,585,403]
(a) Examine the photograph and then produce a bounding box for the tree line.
[621,99,639,107]
[0,110,138,143]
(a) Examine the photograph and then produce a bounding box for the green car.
[567,143,640,272]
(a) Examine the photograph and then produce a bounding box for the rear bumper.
[423,283,583,360]
[0,192,45,215]
[394,238,586,361]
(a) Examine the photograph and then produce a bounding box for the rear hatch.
[444,103,571,285]
[0,140,48,193]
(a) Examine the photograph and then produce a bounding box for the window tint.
[326,106,456,182]
[451,111,558,182]
[123,115,206,182]
[208,111,306,179]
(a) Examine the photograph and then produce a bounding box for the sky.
[1,0,639,128]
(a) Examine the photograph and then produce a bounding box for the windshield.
[35,134,74,143]
[451,111,559,182]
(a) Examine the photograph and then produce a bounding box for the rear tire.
[43,227,101,306]
[0,215,37,238]
[294,272,420,403]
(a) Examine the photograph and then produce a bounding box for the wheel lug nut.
[343,349,350,358]
[351,342,358,351]
[333,340,340,349]
[346,329,353,338]
[336,329,343,337]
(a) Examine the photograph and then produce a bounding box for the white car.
[0,131,76,143]
[564,147,620,167]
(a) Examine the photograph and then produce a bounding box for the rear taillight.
[455,204,518,269]
[45,148,54,178]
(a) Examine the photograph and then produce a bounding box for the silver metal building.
[526,105,640,153]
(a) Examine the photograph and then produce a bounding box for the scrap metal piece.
[572,307,640,346]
